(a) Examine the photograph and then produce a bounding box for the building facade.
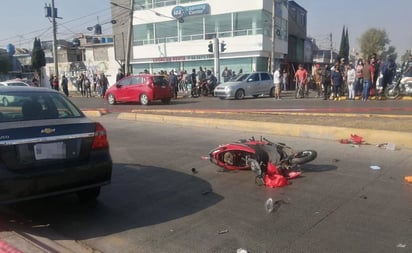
[111,0,290,77]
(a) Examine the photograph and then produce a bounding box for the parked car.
[104,74,173,105]
[214,72,275,99]
[0,86,112,203]
[0,80,30,106]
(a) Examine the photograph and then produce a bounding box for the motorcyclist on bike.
[206,70,218,95]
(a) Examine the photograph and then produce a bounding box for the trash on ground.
[191,168,198,174]
[370,165,381,170]
[333,159,340,163]
[405,176,412,183]
[265,198,287,213]
[237,248,248,253]
[340,134,365,145]
[217,229,229,234]
[396,243,407,248]
[376,143,396,151]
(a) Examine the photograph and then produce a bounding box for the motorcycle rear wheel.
[384,86,400,99]
[290,150,317,165]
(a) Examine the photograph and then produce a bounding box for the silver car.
[214,72,275,99]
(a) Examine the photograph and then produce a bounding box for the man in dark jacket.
[321,63,331,100]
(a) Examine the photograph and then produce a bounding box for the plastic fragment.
[405,176,412,183]
[396,243,406,248]
[370,165,381,170]
[237,248,248,253]
[217,229,229,234]
[265,198,274,213]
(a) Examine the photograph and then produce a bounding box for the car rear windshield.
[0,91,83,122]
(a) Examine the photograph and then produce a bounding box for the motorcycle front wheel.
[290,150,317,165]
[384,86,400,99]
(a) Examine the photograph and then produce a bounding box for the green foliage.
[31,38,46,72]
[338,26,350,63]
[359,28,391,60]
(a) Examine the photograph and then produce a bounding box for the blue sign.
[172,4,210,19]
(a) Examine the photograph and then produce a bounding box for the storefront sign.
[171,4,210,19]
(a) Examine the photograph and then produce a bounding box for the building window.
[181,16,204,41]
[205,14,231,39]
[233,10,265,37]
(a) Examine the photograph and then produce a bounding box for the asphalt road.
[1,114,412,253]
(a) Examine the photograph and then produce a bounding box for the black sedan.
[0,86,112,204]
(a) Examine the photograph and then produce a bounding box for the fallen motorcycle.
[203,137,317,187]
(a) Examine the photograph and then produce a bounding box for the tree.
[338,26,350,63]
[358,28,392,60]
[31,38,46,80]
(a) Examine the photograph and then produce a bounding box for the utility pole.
[125,0,133,74]
[330,33,333,63]
[271,0,276,73]
[213,37,220,84]
[51,0,59,82]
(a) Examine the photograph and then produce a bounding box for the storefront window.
[155,21,178,43]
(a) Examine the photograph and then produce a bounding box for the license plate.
[34,142,66,160]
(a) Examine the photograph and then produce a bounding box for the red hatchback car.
[104,74,173,105]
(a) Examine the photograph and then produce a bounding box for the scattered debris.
[237,248,248,253]
[376,143,396,151]
[370,165,381,171]
[217,229,229,234]
[265,198,287,213]
[405,176,412,183]
[333,159,340,163]
[340,134,365,145]
[191,168,198,174]
[396,243,407,248]
[360,195,368,200]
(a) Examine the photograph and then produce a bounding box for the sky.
[1,0,411,59]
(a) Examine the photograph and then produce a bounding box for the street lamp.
[111,1,133,74]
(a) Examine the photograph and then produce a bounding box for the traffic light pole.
[213,37,220,84]
[51,0,59,84]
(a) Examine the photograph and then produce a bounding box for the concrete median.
[117,112,412,150]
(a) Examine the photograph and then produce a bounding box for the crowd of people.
[273,53,400,101]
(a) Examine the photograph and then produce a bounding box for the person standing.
[99,73,109,98]
[346,64,356,100]
[282,70,289,91]
[273,67,281,99]
[312,63,322,97]
[116,68,125,82]
[52,75,59,91]
[61,75,69,96]
[355,59,364,98]
[362,58,374,101]
[294,64,308,98]
[321,63,331,100]
[331,64,343,100]
[380,55,397,94]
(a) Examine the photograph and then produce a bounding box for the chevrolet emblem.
[41,128,56,134]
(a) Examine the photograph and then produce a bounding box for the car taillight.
[92,123,109,149]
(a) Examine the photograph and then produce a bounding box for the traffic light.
[208,42,213,53]
[220,41,226,52]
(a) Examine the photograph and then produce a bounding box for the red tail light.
[92,123,109,149]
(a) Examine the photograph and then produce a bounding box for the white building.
[112,0,289,78]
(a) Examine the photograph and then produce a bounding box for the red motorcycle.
[203,137,317,187]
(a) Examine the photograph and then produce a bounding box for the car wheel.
[140,93,150,105]
[2,97,9,107]
[77,187,100,202]
[161,98,171,104]
[235,89,245,100]
[107,93,116,105]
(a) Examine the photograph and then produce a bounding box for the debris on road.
[217,229,229,235]
[405,176,412,183]
[340,134,365,145]
[370,165,381,171]
[376,143,396,151]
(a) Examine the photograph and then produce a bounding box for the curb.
[117,112,412,150]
